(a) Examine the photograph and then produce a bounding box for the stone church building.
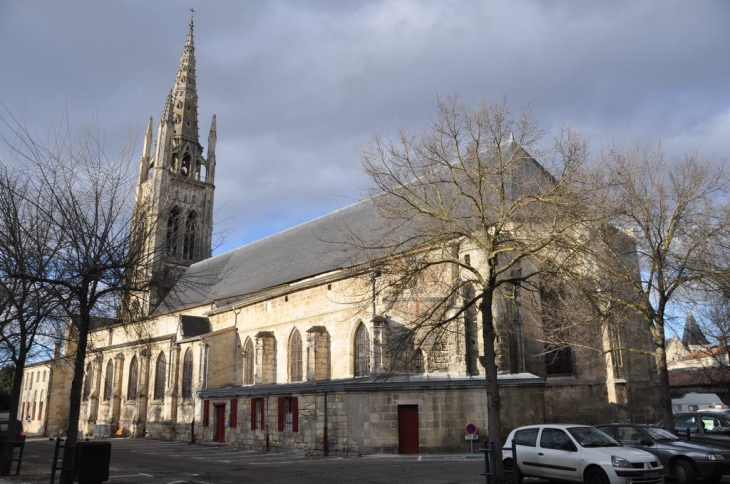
[19,20,660,455]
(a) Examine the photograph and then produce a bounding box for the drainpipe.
[191,394,196,444]
[323,391,328,457]
[265,394,270,452]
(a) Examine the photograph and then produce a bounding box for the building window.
[230,399,238,428]
[154,351,166,400]
[183,211,197,260]
[278,397,298,432]
[181,349,193,398]
[181,153,191,177]
[127,356,138,399]
[288,329,303,382]
[541,273,573,377]
[354,323,371,377]
[166,207,181,257]
[413,349,425,373]
[546,347,573,377]
[251,398,265,430]
[103,360,113,401]
[82,363,92,400]
[243,339,254,385]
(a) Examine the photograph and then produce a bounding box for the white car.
[503,424,664,484]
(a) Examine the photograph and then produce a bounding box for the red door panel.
[215,405,226,443]
[398,405,419,454]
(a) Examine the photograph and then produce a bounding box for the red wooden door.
[215,404,226,443]
[398,405,419,454]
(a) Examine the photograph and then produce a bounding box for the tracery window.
[354,323,371,377]
[288,330,302,382]
[166,207,181,257]
[183,211,197,260]
[103,360,113,401]
[82,363,92,400]
[154,351,166,400]
[413,349,425,374]
[127,356,138,399]
[182,349,193,398]
[243,339,254,385]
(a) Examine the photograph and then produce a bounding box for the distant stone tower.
[128,18,216,317]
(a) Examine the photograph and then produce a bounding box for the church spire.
[171,17,200,144]
[128,17,216,317]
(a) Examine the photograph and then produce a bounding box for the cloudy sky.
[1,1,728,255]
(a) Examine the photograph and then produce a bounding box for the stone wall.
[198,382,545,455]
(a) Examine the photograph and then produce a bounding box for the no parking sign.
[464,423,478,440]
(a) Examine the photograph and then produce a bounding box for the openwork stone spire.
[171,18,199,143]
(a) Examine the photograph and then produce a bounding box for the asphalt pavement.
[0,437,488,484]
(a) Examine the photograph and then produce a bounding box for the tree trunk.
[0,359,26,476]
[59,309,92,484]
[481,287,504,484]
[651,317,674,432]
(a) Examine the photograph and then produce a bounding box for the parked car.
[0,418,25,457]
[659,413,730,449]
[503,424,664,484]
[596,423,730,484]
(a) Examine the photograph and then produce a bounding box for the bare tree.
[0,165,64,474]
[357,97,589,483]
[583,145,730,431]
[0,111,155,482]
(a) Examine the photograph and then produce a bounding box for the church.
[18,20,660,455]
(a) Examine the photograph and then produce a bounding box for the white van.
[671,393,727,413]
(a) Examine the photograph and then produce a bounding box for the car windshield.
[568,427,621,447]
[643,426,679,442]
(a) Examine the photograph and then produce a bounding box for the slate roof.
[682,313,710,347]
[158,142,547,313]
[159,197,397,312]
[198,372,544,398]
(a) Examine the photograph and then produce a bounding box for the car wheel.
[504,459,523,484]
[584,467,609,484]
[671,459,697,484]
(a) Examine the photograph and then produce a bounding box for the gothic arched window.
[154,351,166,400]
[82,363,92,400]
[288,329,302,382]
[354,323,371,377]
[413,349,425,374]
[183,211,197,260]
[127,356,138,399]
[243,338,254,385]
[181,349,193,398]
[181,153,191,177]
[103,360,113,401]
[166,207,181,257]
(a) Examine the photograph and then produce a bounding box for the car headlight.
[708,454,725,461]
[612,456,633,468]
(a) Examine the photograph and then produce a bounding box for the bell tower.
[129,17,216,318]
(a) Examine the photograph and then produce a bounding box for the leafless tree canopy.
[581,145,730,431]
[358,97,591,482]
[0,109,194,479]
